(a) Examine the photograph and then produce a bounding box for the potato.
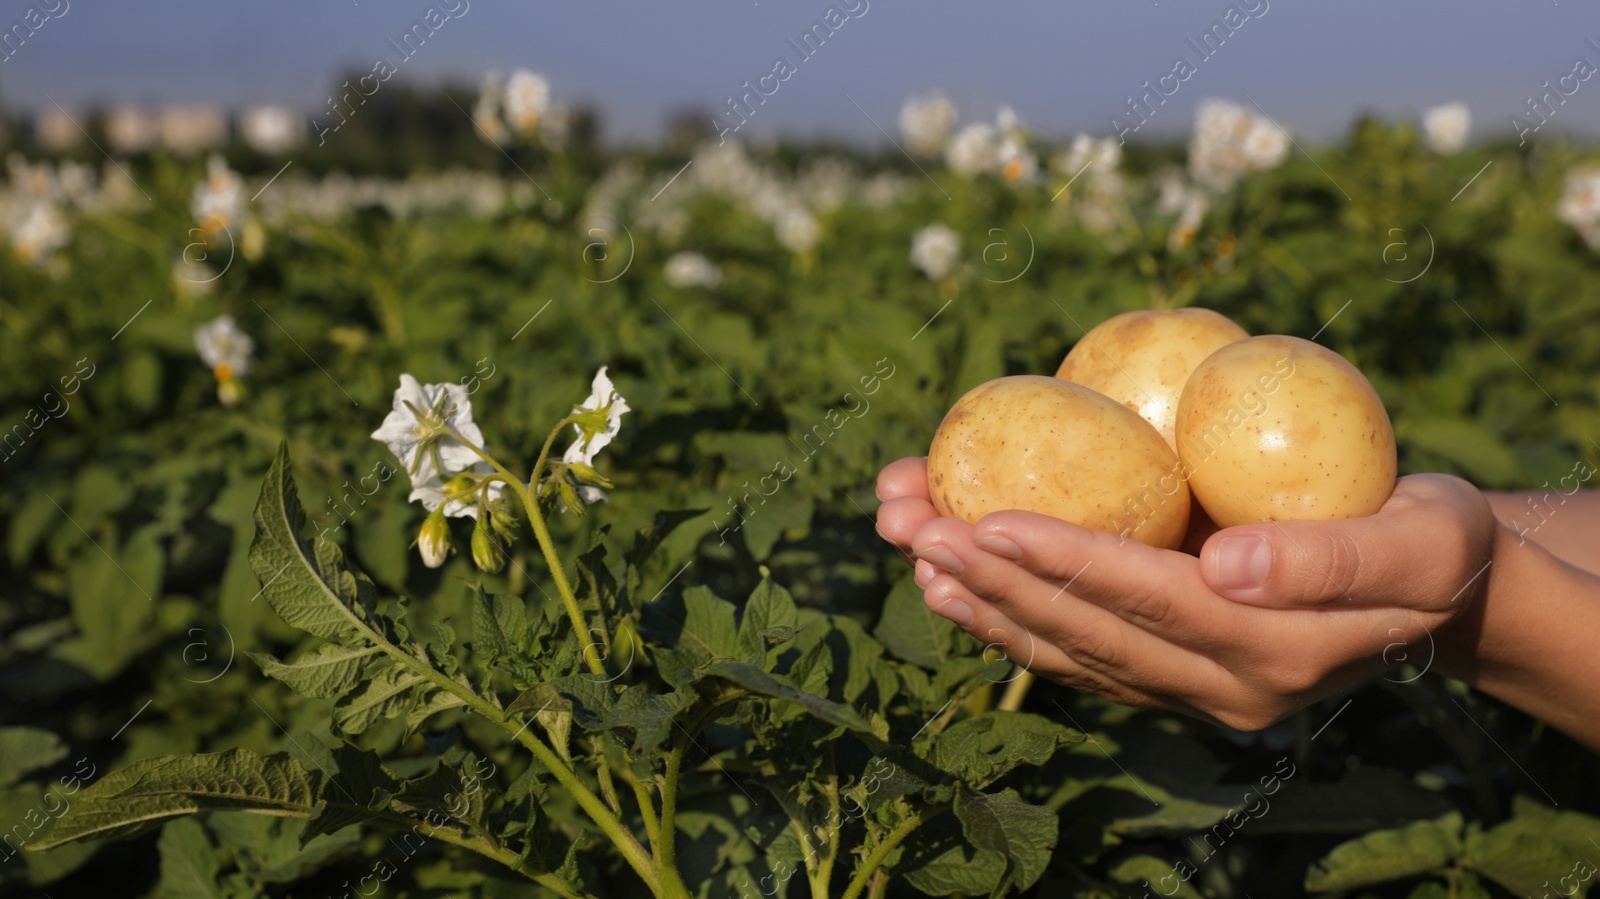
[928,376,1190,549]
[1174,335,1396,527]
[1055,308,1248,452]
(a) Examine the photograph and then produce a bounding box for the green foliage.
[5,120,1600,897]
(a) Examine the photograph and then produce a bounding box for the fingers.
[957,510,1259,651]
[918,570,1182,710]
[1199,474,1496,611]
[877,496,940,551]
[912,517,1237,695]
[876,457,930,503]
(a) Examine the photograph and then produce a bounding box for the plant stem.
[368,634,660,894]
[658,703,723,899]
[621,761,662,853]
[866,872,890,899]
[444,421,606,678]
[660,730,687,873]
[277,444,655,893]
[814,751,840,899]
[840,805,946,899]
[596,757,623,815]
[500,705,663,894]
[997,670,1035,712]
[424,821,594,899]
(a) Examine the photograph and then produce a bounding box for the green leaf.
[249,443,378,647]
[640,584,740,667]
[698,661,872,732]
[624,508,708,609]
[874,573,969,669]
[740,489,814,560]
[932,712,1084,789]
[301,745,403,842]
[1465,799,1600,897]
[1107,854,1206,899]
[248,644,380,699]
[901,808,1009,897]
[157,818,224,899]
[510,677,698,753]
[737,575,799,664]
[29,749,319,850]
[207,813,360,884]
[1305,812,1463,892]
[471,589,532,664]
[0,727,68,788]
[58,523,162,679]
[333,664,430,735]
[953,787,1058,897]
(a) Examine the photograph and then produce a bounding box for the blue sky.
[3,0,1598,145]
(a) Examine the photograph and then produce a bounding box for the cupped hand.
[875,458,1499,730]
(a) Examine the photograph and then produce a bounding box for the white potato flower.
[1189,99,1289,192]
[663,251,723,289]
[562,366,631,505]
[1557,167,1600,252]
[505,69,552,136]
[899,92,956,157]
[194,314,253,380]
[1422,103,1470,155]
[1057,134,1123,182]
[12,202,69,264]
[998,135,1038,185]
[946,123,998,178]
[192,155,244,237]
[775,206,820,254]
[371,374,488,488]
[910,223,961,281]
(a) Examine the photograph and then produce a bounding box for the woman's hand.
[875,457,1501,731]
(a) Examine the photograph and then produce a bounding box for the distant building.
[240,105,303,154]
[105,106,158,155]
[34,107,82,152]
[158,106,227,156]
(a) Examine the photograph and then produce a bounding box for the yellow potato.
[928,376,1190,549]
[1174,335,1396,527]
[1055,308,1248,452]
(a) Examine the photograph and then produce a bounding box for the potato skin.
[928,376,1190,549]
[1055,308,1248,452]
[1174,335,1396,527]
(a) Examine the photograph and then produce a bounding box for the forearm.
[1437,522,1600,751]
[1484,489,1600,575]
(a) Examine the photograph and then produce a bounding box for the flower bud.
[471,515,506,573]
[418,509,451,568]
[489,502,518,541]
[566,462,614,489]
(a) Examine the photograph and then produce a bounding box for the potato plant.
[3,109,1600,897]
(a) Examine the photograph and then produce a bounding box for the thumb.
[1200,517,1408,608]
[1202,474,1497,610]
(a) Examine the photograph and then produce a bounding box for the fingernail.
[913,558,937,588]
[1214,535,1271,590]
[973,534,1023,560]
[925,591,974,626]
[914,546,964,575]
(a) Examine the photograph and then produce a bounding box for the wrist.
[1431,521,1517,684]
[1433,520,1600,747]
